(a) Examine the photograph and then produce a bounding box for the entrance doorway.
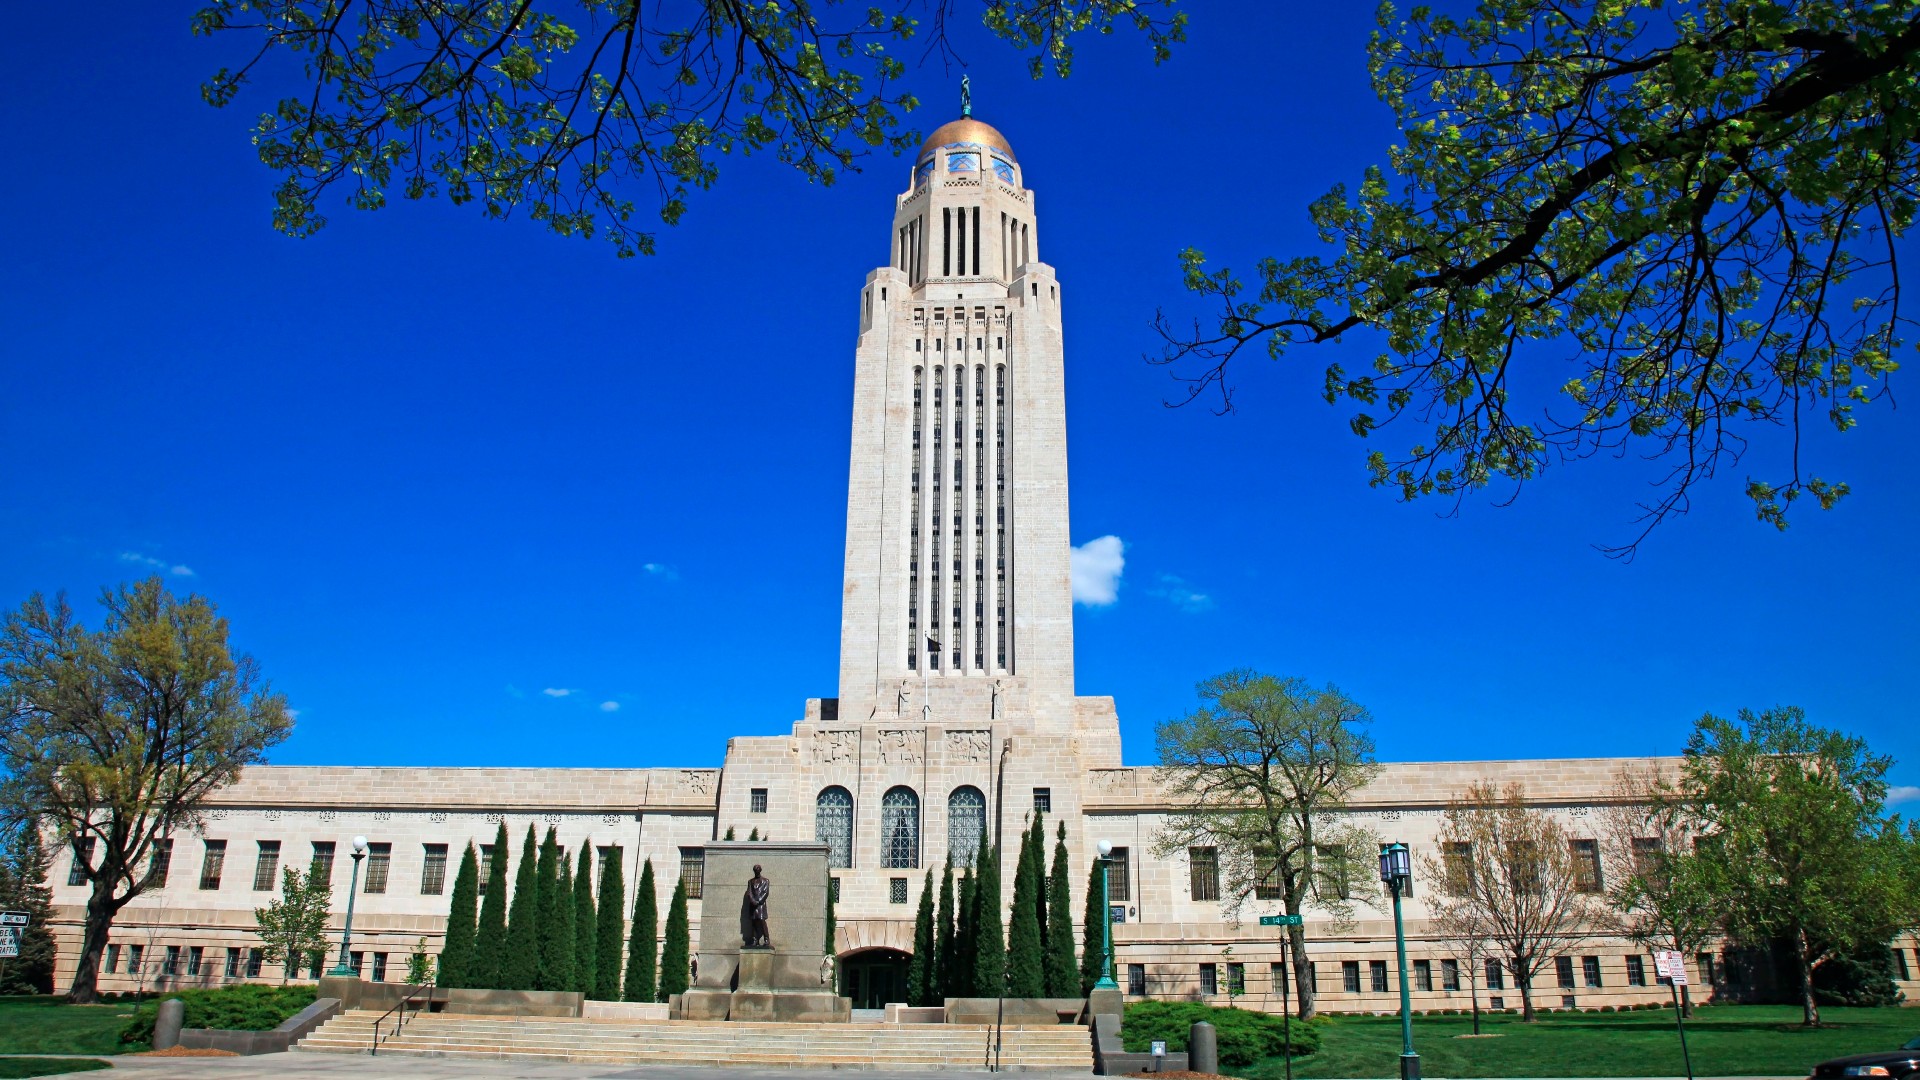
[840,948,912,1009]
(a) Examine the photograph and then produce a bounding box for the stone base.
[943,997,1086,1026]
[675,987,851,1023]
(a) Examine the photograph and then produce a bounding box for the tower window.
[750,788,768,814]
[816,787,853,868]
[881,786,921,869]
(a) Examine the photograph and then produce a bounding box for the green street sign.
[1259,914,1303,927]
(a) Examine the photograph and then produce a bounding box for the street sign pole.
[1258,914,1304,1080]
[1655,952,1695,1080]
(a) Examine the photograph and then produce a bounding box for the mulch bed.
[1124,1072,1233,1079]
[128,1046,241,1057]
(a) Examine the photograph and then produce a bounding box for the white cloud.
[285,708,302,721]
[1070,536,1125,606]
[642,562,679,581]
[599,701,620,713]
[1888,785,1920,805]
[1151,573,1214,613]
[119,552,195,577]
[541,688,576,698]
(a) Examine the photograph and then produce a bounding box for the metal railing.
[370,979,441,1055]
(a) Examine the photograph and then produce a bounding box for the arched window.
[948,786,986,867]
[816,787,853,869]
[881,786,920,869]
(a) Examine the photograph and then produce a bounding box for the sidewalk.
[34,1053,1101,1079]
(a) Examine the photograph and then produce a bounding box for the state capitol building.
[48,111,1920,1012]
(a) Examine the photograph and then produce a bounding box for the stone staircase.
[297,1009,1095,1071]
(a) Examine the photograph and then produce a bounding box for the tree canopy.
[194,0,1183,257]
[1158,0,1915,550]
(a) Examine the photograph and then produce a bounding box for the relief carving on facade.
[680,769,714,795]
[945,729,993,763]
[877,728,926,765]
[812,728,859,765]
[1089,769,1132,794]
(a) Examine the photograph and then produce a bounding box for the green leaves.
[200,0,1181,257]
[1156,0,1917,552]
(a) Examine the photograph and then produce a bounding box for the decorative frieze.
[945,729,992,763]
[812,729,859,765]
[877,729,925,765]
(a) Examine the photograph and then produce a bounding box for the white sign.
[1654,951,1688,985]
[0,911,28,927]
[0,926,19,959]
[1151,1041,1167,1057]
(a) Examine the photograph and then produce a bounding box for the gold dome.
[917,117,1015,162]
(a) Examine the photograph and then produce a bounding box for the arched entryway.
[839,947,912,1009]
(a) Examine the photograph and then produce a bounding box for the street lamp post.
[1379,842,1420,1080]
[326,836,370,977]
[1094,840,1118,990]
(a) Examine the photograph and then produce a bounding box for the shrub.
[1120,1001,1320,1068]
[119,984,319,1046]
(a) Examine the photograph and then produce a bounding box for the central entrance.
[839,948,912,1009]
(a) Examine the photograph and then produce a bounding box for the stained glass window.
[948,786,986,867]
[881,786,920,869]
[816,786,854,869]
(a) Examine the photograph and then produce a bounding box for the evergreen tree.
[0,823,56,995]
[1006,817,1045,997]
[473,821,511,989]
[973,839,1005,997]
[723,826,735,841]
[934,856,955,1000]
[658,876,692,1001]
[907,868,936,1006]
[953,868,976,996]
[439,843,480,988]
[501,824,541,990]
[574,844,598,995]
[1026,815,1049,951]
[1079,858,1108,994]
[593,846,625,1000]
[538,829,576,992]
[1045,822,1077,997]
[824,875,838,993]
[747,828,759,841]
[623,859,658,1003]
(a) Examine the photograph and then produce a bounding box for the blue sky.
[2,4,1914,799]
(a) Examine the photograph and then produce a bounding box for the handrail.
[370,978,440,1055]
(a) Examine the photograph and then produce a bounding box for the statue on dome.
[961,74,972,118]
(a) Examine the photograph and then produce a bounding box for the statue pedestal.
[672,842,852,1023]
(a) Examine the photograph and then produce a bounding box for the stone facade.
[43,113,1920,1012]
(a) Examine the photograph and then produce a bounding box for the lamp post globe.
[327,836,373,977]
[1093,840,1118,990]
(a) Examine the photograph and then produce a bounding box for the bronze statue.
[741,864,772,949]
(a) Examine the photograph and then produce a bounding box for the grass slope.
[0,1059,111,1078]
[1234,1006,1920,1079]
[0,997,135,1056]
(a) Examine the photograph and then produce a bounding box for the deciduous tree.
[438,843,480,988]
[0,579,293,1001]
[254,867,333,985]
[1153,670,1380,1018]
[1599,766,1718,1016]
[1158,0,1918,550]
[1423,782,1598,1021]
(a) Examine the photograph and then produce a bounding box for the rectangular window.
[187,945,204,976]
[253,840,281,891]
[225,947,241,978]
[199,839,227,890]
[371,953,388,982]
[830,877,841,902]
[1441,959,1460,991]
[1414,959,1432,991]
[1253,855,1283,900]
[1269,961,1288,996]
[128,944,144,975]
[1032,788,1051,813]
[1441,842,1473,892]
[1631,836,1663,875]
[311,841,336,882]
[69,837,95,886]
[476,844,493,895]
[1485,959,1505,990]
[163,945,180,975]
[1188,847,1220,901]
[1227,962,1245,995]
[1108,847,1131,903]
[307,950,326,980]
[890,877,909,904]
[1627,955,1647,986]
[1556,956,1576,989]
[1893,949,1911,981]
[349,951,363,976]
[750,788,768,813]
[1128,964,1147,996]
[1341,961,1360,993]
[246,947,264,978]
[363,842,391,894]
[1696,952,1718,984]
[1489,996,1505,1010]
[420,844,448,895]
[106,944,121,973]
[1314,845,1351,900]
[1199,963,1217,996]
[1570,839,1603,893]
[145,838,173,887]
[1370,960,1389,993]
[1583,955,1603,988]
[679,848,705,899]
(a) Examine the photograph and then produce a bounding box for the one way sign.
[0,911,29,927]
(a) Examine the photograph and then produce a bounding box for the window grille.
[882,786,921,869]
[1626,955,1647,986]
[1442,958,1460,991]
[105,944,120,973]
[370,952,386,982]
[476,844,492,895]
[1199,963,1217,996]
[145,838,173,887]
[1414,959,1432,991]
[363,843,391,894]
[421,844,448,895]
[127,944,143,975]
[1189,847,1220,901]
[948,786,986,867]
[163,945,180,975]
[1107,847,1132,902]
[1129,964,1146,996]
[1570,839,1603,893]
[1227,963,1245,995]
[679,848,705,899]
[890,877,909,904]
[187,945,203,976]
[310,841,335,882]
[252,840,281,891]
[750,788,768,814]
[1370,960,1389,993]
[1583,955,1603,987]
[816,787,854,869]
[1341,961,1360,993]
[1485,959,1505,989]
[69,837,94,886]
[225,947,240,978]
[199,840,227,890]
[1557,956,1576,988]
[1031,788,1051,813]
[247,947,264,978]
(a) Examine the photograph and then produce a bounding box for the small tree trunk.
[67,885,121,1003]
[1515,961,1536,1023]
[1679,981,1693,1019]
[1287,922,1315,1020]
[1795,929,1819,1027]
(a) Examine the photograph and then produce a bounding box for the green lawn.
[0,996,139,1056]
[1233,1006,1920,1079]
[0,1060,111,1078]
